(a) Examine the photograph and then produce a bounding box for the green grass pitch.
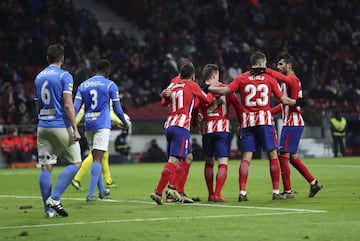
[0,157,359,241]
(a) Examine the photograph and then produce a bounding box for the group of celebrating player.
[150,51,322,205]
[34,43,322,218]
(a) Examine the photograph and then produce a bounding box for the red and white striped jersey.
[164,79,213,130]
[240,109,275,127]
[267,69,304,126]
[161,76,181,106]
[228,71,283,128]
[199,84,242,134]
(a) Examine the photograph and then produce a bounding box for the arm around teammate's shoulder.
[190,81,214,105]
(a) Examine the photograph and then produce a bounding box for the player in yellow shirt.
[72,101,130,190]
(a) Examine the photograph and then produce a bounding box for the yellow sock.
[74,152,93,181]
[101,151,112,184]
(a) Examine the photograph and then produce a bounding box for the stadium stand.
[0,0,359,160]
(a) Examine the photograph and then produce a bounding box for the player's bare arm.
[63,92,81,141]
[208,85,232,95]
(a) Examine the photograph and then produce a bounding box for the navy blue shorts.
[278,126,304,154]
[241,125,278,152]
[202,132,231,158]
[165,126,191,158]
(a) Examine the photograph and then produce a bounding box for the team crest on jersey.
[84,81,104,88]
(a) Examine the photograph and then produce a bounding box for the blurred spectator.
[330,110,347,157]
[74,59,92,87]
[114,130,130,157]
[141,139,167,163]
[1,83,16,124]
[227,62,243,79]
[115,109,132,158]
[191,138,203,161]
[0,127,34,165]
[1,127,17,165]
[0,0,359,127]
[0,117,5,135]
[30,128,38,162]
[17,129,36,162]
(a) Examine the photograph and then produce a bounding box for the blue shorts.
[202,132,231,158]
[241,125,277,152]
[165,126,191,158]
[278,126,304,154]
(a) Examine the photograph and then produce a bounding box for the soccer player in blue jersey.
[34,44,82,218]
[74,59,128,201]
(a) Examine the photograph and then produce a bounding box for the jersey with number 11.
[164,80,213,130]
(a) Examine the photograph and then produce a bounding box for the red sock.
[175,161,190,193]
[169,162,181,189]
[269,158,280,190]
[279,155,291,191]
[204,163,214,196]
[156,162,176,195]
[291,157,315,183]
[239,160,250,191]
[215,164,228,196]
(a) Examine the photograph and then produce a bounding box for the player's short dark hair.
[96,59,111,73]
[278,53,297,69]
[180,62,195,79]
[250,51,266,66]
[47,44,64,64]
[177,58,191,72]
[202,64,218,81]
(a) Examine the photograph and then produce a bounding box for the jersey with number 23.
[228,71,284,128]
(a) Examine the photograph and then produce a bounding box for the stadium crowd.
[0,0,359,130]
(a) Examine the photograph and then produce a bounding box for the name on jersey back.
[248,75,265,81]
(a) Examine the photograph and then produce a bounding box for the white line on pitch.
[0,211,318,230]
[0,194,327,213]
[310,165,360,168]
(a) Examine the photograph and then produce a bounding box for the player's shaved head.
[250,51,267,66]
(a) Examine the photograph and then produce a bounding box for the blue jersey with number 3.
[34,65,73,128]
[74,74,119,130]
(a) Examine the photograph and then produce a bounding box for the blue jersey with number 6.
[34,65,74,128]
[74,74,119,130]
